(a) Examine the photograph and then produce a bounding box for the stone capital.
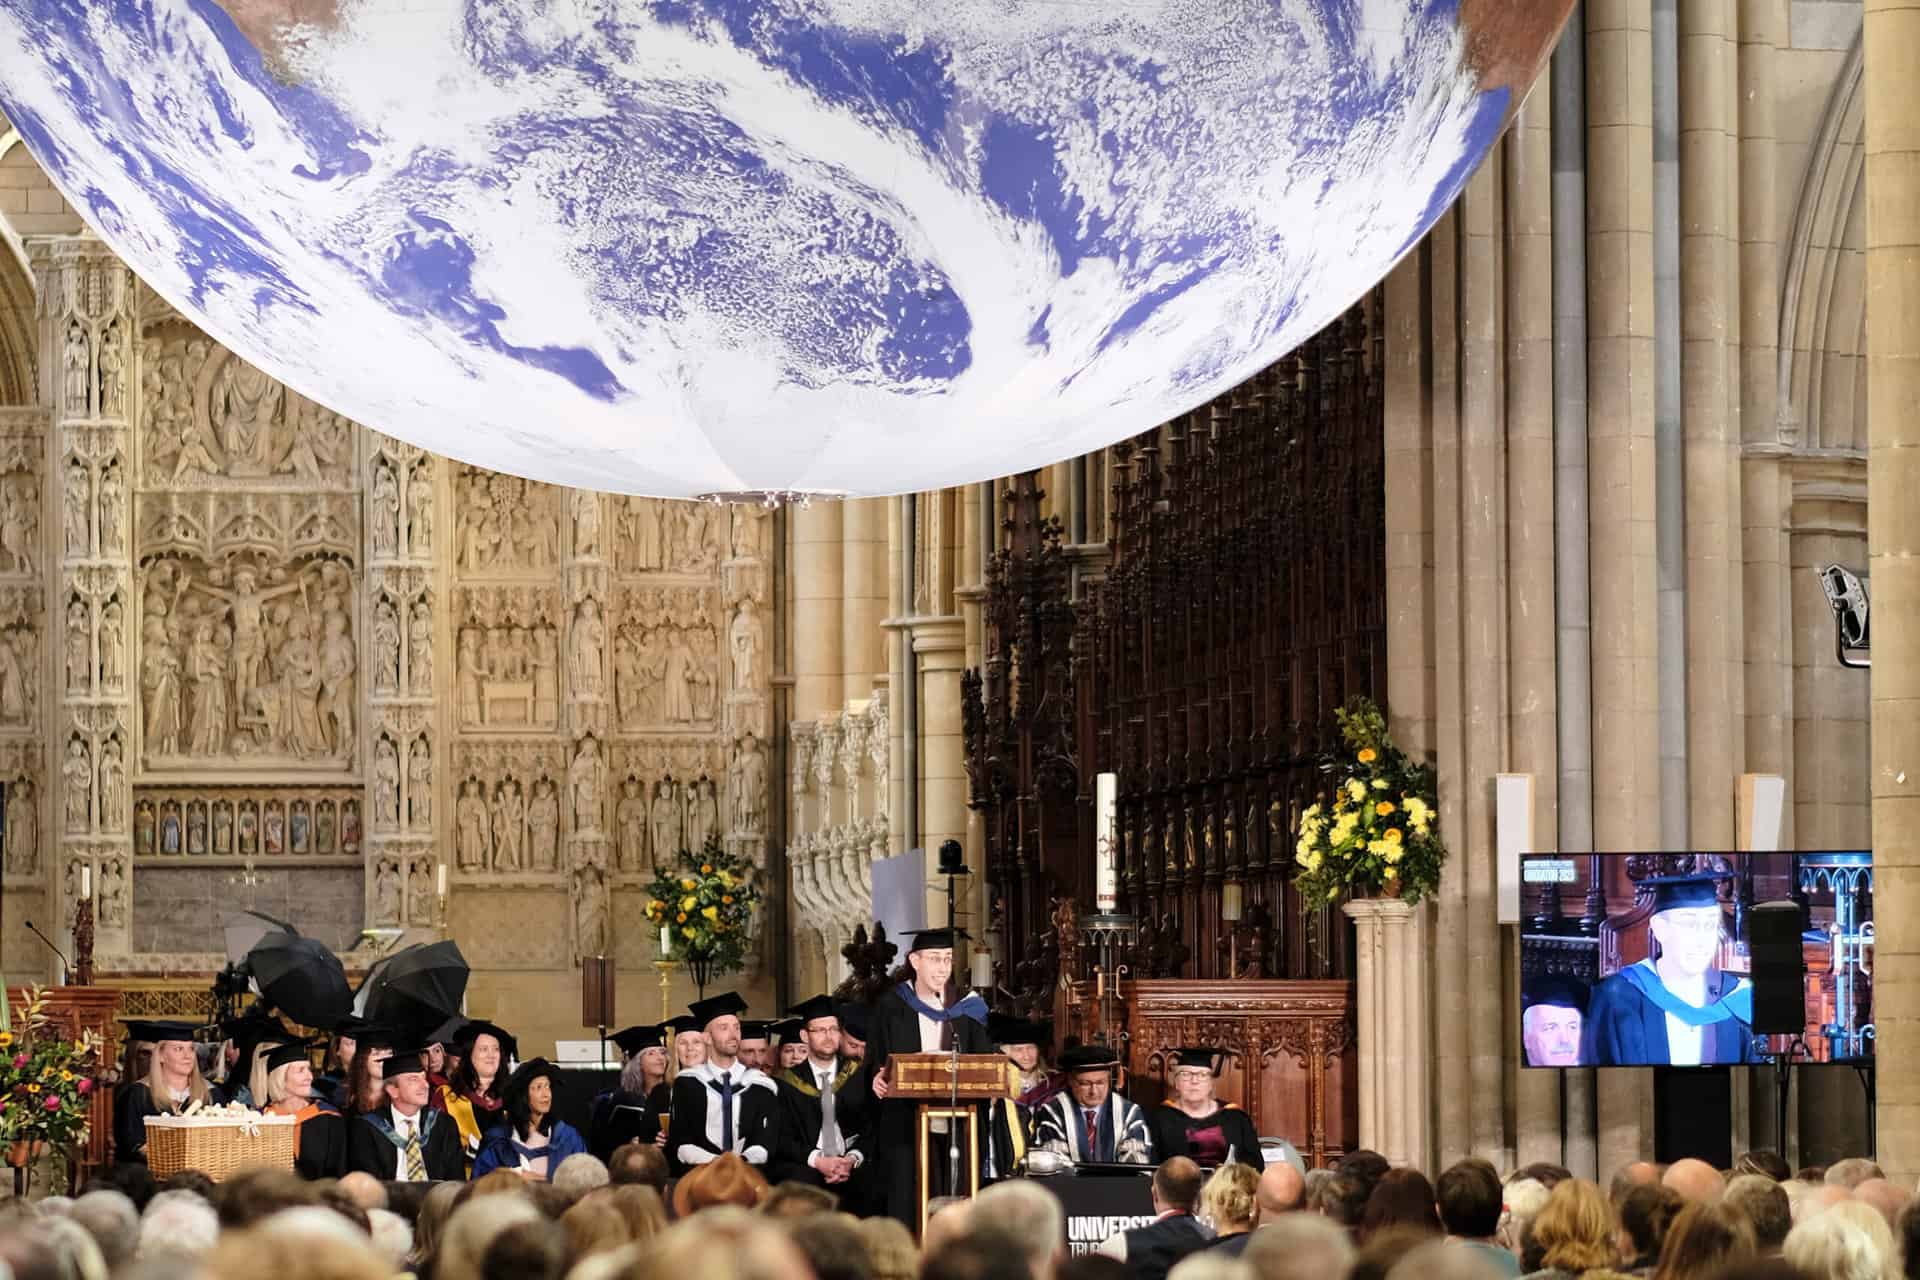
[1342,897,1416,926]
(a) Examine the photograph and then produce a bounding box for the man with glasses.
[1581,873,1755,1066]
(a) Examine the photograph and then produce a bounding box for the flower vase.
[5,1138,45,1168]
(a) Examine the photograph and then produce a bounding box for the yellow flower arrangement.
[646,833,760,978]
[1291,697,1446,909]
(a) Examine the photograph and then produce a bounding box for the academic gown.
[860,984,995,1227]
[667,1062,778,1175]
[1147,1104,1265,1170]
[587,1081,670,1161]
[1580,963,1755,1066]
[472,1120,588,1179]
[113,1082,226,1164]
[983,1072,1064,1181]
[769,1060,870,1195]
[345,1104,467,1181]
[290,1104,348,1180]
[1032,1091,1153,1164]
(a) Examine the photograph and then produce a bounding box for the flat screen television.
[1517,852,1872,1069]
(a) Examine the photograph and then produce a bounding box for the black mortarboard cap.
[333,1015,369,1040]
[381,1052,426,1079]
[688,992,748,1027]
[264,1041,319,1072]
[1171,1047,1230,1074]
[739,1020,774,1041]
[907,927,969,954]
[834,1001,870,1040]
[987,1013,1051,1047]
[1059,1045,1120,1073]
[1644,872,1728,914]
[354,1024,402,1052]
[662,1014,700,1036]
[608,1025,665,1055]
[503,1058,561,1101]
[1522,974,1590,1014]
[124,1020,201,1045]
[450,1020,519,1064]
[788,994,838,1027]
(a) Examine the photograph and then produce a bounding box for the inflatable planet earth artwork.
[0,1,1571,499]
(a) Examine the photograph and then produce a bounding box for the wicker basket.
[144,1114,297,1181]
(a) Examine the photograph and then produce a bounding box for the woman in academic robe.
[589,1024,672,1161]
[263,1042,347,1179]
[434,1020,515,1171]
[114,1021,223,1164]
[1146,1047,1264,1171]
[473,1059,587,1180]
[983,1013,1064,1180]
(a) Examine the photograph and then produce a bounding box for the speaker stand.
[1768,1039,1804,1163]
[1849,1057,1877,1159]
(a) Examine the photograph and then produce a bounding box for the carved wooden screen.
[965,292,1386,1005]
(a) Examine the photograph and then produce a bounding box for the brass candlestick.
[653,958,677,1022]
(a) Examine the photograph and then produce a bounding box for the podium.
[888,1053,1019,1234]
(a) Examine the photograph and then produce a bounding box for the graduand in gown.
[667,992,779,1175]
[982,1013,1063,1181]
[259,1041,347,1180]
[1580,874,1756,1067]
[588,1024,673,1161]
[768,994,870,1197]
[113,1021,225,1164]
[472,1059,589,1179]
[346,1053,467,1182]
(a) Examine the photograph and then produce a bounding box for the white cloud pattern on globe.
[0,0,1565,497]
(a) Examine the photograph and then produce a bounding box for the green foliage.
[1291,697,1447,909]
[0,986,103,1151]
[644,832,760,977]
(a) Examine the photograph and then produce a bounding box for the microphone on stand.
[20,920,72,983]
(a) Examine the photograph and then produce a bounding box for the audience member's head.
[1436,1159,1504,1241]
[365,1209,414,1270]
[602,1184,667,1243]
[558,1198,630,1269]
[438,1194,547,1280]
[160,1170,217,1202]
[138,1189,222,1261]
[1666,1159,1727,1205]
[1652,1202,1756,1280]
[606,1141,669,1190]
[1519,1163,1574,1190]
[479,1217,565,1280]
[1783,1198,1894,1280]
[1349,1226,1437,1280]
[66,1190,139,1269]
[1200,1162,1261,1236]
[1611,1162,1663,1206]
[551,1152,610,1202]
[1499,1177,1551,1257]
[1722,1176,1792,1253]
[1306,1172,1368,1226]
[1256,1161,1306,1220]
[921,1197,974,1260]
[1850,1177,1908,1229]
[315,1183,372,1235]
[1531,1178,1619,1274]
[214,1168,314,1230]
[1242,1210,1358,1280]
[334,1172,387,1213]
[671,1151,769,1215]
[1338,1150,1393,1202]
[40,1217,107,1280]
[785,1212,874,1280]
[83,1163,157,1212]
[1732,1150,1791,1182]
[195,1215,391,1280]
[921,1225,1043,1280]
[1358,1167,1442,1242]
[1898,1199,1920,1280]
[1385,1237,1520,1280]
[408,1181,464,1273]
[971,1179,1068,1278]
[857,1217,917,1280]
[1620,1184,1687,1266]
[758,1182,837,1219]
[1824,1159,1885,1191]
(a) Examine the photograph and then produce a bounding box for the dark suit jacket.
[770,1059,870,1184]
[860,985,995,1225]
[1119,1213,1212,1280]
[346,1105,465,1181]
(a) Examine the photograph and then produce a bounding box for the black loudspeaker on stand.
[1750,900,1808,1153]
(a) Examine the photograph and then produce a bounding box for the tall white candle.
[437,863,447,896]
[660,925,671,955]
[80,864,91,900]
[1095,772,1118,910]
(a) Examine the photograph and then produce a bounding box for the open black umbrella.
[246,932,353,1030]
[360,940,470,1044]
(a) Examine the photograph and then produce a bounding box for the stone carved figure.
[624,496,663,570]
[319,609,355,759]
[97,738,125,832]
[373,737,400,828]
[455,779,490,871]
[372,599,400,695]
[456,470,558,572]
[570,737,604,832]
[101,857,127,928]
[0,631,24,728]
[408,601,433,694]
[407,738,432,827]
[730,506,766,559]
[98,321,127,418]
[572,490,601,558]
[663,632,695,723]
[63,321,88,414]
[649,780,682,864]
[62,738,90,830]
[571,600,604,699]
[142,617,185,757]
[457,627,485,724]
[97,461,124,555]
[373,859,402,924]
[729,607,762,689]
[64,601,89,694]
[63,462,88,556]
[409,860,434,925]
[99,600,125,692]
[573,843,609,959]
[686,777,718,855]
[407,464,432,556]
[0,470,36,574]
[492,781,525,872]
[533,626,559,725]
[5,781,37,873]
[731,733,766,833]
[527,778,560,872]
[370,462,400,557]
[616,780,647,872]
[213,358,285,476]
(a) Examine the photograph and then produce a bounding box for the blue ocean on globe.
[0,0,1567,497]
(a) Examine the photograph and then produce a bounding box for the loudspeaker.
[1748,900,1805,1036]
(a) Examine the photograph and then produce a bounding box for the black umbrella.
[246,932,353,1030]
[360,940,470,1043]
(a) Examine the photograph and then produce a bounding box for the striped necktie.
[403,1125,426,1180]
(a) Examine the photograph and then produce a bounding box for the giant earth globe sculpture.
[0,1,1572,499]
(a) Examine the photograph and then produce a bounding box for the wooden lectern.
[4,986,121,1190]
[888,1053,1020,1234]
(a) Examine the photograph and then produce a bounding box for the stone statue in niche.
[573,845,609,959]
[5,781,37,873]
[571,600,605,699]
[372,598,400,696]
[97,738,125,832]
[62,738,91,830]
[320,609,355,761]
[0,470,36,574]
[730,733,766,833]
[533,626,559,725]
[373,737,400,828]
[649,779,682,864]
[729,607,762,689]
[213,358,286,476]
[0,628,29,727]
[455,779,490,871]
[455,470,558,571]
[685,777,718,855]
[408,600,433,694]
[407,738,432,827]
[491,780,525,872]
[186,619,228,755]
[456,628,483,724]
[527,778,560,872]
[99,600,125,692]
[63,320,88,415]
[690,634,716,721]
[63,602,88,695]
[63,857,83,905]
[730,506,766,560]
[570,737,604,832]
[63,462,88,556]
[572,490,602,558]
[613,636,641,726]
[101,857,127,928]
[98,320,127,418]
[616,780,647,872]
[373,858,401,924]
[409,859,434,925]
[407,464,433,557]
[97,461,125,556]
[662,631,695,724]
[620,496,663,571]
[370,462,399,558]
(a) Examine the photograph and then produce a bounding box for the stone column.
[790,501,844,723]
[1344,899,1424,1167]
[841,497,887,698]
[34,237,136,962]
[911,615,968,913]
[1865,0,1920,1186]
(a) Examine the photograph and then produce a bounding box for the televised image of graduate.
[1520,976,1588,1067]
[1580,873,1755,1066]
